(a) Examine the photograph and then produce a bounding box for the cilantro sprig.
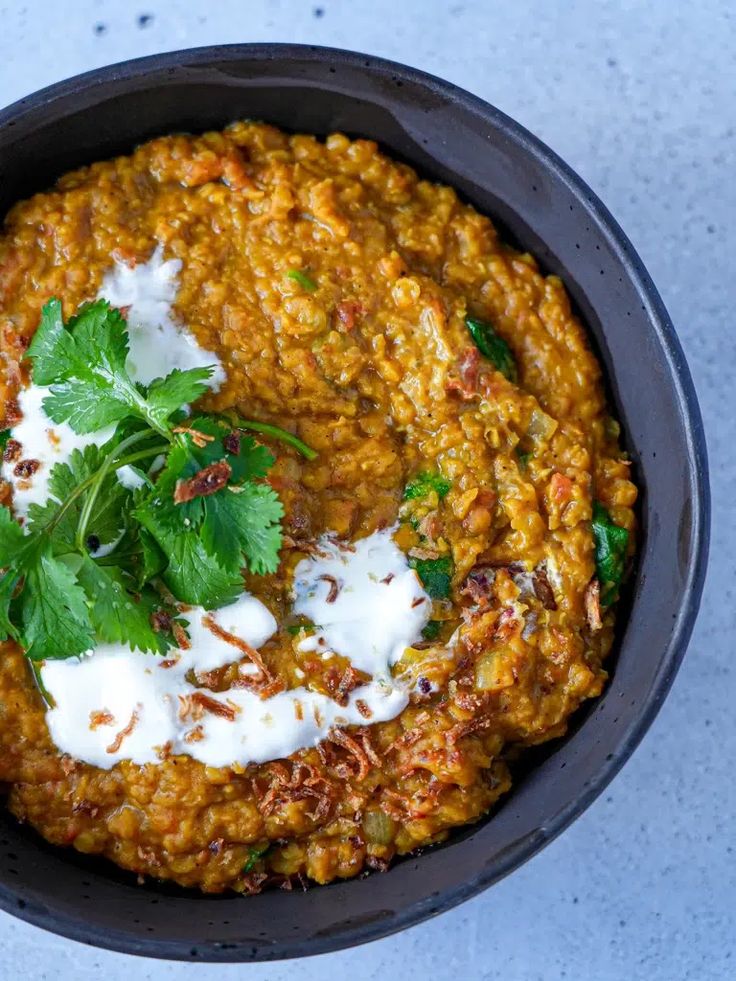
[0,299,311,662]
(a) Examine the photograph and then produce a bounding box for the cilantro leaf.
[227,484,284,575]
[26,299,194,438]
[409,554,453,599]
[145,367,214,428]
[185,417,275,482]
[141,438,203,533]
[226,435,275,483]
[0,506,26,566]
[592,502,629,607]
[137,421,262,538]
[0,571,21,643]
[41,381,134,434]
[32,300,140,434]
[465,316,517,382]
[67,301,130,373]
[162,534,244,608]
[95,523,166,589]
[137,500,243,608]
[403,470,452,501]
[20,544,94,660]
[75,557,174,654]
[24,299,81,384]
[201,483,284,575]
[138,528,167,586]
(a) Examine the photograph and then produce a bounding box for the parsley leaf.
[403,470,452,501]
[465,316,517,382]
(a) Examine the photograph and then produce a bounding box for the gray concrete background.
[0,1,732,978]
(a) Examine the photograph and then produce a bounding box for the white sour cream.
[1,247,224,520]
[40,530,429,770]
[292,529,430,675]
[1,384,110,520]
[98,245,225,388]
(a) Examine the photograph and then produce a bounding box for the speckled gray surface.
[0,1,732,978]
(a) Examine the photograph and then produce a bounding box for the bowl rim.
[0,42,710,961]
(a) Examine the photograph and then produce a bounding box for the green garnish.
[410,555,453,600]
[285,622,317,636]
[0,298,299,661]
[421,620,442,641]
[516,448,532,469]
[465,316,517,382]
[592,502,629,607]
[286,269,318,292]
[403,470,452,502]
[227,416,317,461]
[242,844,270,873]
[0,429,10,453]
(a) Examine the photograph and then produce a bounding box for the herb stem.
[75,442,170,550]
[29,659,56,709]
[237,419,318,461]
[113,446,169,470]
[75,456,115,551]
[45,430,151,541]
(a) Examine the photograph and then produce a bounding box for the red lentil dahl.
[0,122,637,893]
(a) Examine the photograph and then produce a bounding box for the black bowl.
[0,44,709,961]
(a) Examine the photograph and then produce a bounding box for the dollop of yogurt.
[40,530,430,770]
[1,384,109,520]
[98,245,225,388]
[292,529,431,675]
